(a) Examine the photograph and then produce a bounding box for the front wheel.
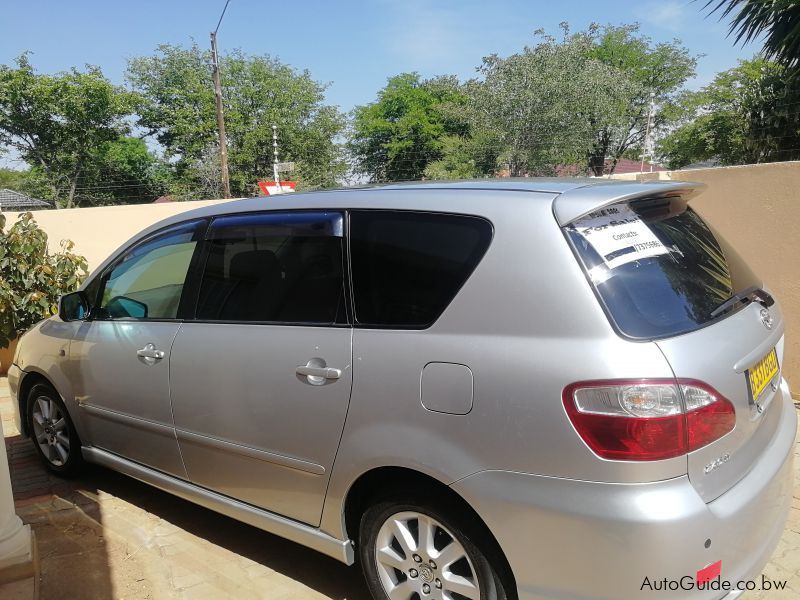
[359,499,508,600]
[27,382,84,477]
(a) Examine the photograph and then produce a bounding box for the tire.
[359,495,509,600]
[27,382,84,477]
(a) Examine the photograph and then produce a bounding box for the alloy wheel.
[374,510,481,600]
[31,395,70,467]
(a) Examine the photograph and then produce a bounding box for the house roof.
[554,158,666,176]
[612,158,667,174]
[0,189,52,210]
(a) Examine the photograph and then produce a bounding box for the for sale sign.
[571,205,669,269]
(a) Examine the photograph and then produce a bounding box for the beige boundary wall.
[2,163,799,388]
[0,199,236,372]
[612,161,800,391]
[2,199,236,272]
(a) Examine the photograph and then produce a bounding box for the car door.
[169,211,352,526]
[70,220,206,478]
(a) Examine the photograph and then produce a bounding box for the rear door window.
[566,198,760,339]
[349,211,492,328]
[196,211,346,324]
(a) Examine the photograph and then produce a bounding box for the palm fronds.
[703,0,800,69]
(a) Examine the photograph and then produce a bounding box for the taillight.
[563,379,735,461]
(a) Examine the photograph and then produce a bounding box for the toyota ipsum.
[7,179,795,599]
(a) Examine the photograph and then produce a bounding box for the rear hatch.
[563,191,784,502]
[657,303,784,501]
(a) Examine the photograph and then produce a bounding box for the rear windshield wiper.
[710,286,775,319]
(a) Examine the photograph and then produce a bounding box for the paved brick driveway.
[1,376,799,599]
[1,378,369,599]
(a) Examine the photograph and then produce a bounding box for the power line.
[210,0,233,198]
[214,0,232,34]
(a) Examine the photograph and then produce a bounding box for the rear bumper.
[6,364,24,436]
[451,383,796,600]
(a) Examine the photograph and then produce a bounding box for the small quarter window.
[349,211,492,328]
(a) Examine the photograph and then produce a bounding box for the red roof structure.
[611,158,667,174]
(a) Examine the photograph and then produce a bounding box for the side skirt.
[82,446,354,565]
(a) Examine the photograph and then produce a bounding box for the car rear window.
[565,198,760,339]
[349,211,492,328]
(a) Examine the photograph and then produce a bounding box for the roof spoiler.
[553,181,705,226]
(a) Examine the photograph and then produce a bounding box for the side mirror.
[59,291,89,322]
[105,296,148,319]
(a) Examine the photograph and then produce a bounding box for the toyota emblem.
[760,308,773,330]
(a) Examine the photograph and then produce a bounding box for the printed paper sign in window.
[572,205,669,269]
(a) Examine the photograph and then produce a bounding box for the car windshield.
[566,199,761,339]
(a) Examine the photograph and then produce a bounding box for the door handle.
[296,365,341,379]
[296,360,341,385]
[137,343,165,364]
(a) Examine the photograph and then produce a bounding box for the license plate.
[748,348,779,402]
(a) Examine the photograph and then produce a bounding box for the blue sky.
[1,0,756,113]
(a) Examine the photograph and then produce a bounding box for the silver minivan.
[8,180,796,599]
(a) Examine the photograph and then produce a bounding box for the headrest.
[228,249,280,279]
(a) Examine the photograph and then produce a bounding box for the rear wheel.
[359,499,507,600]
[27,383,84,477]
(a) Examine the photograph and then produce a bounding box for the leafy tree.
[587,24,697,175]
[349,73,469,182]
[127,44,345,195]
[457,25,637,177]
[658,58,800,168]
[420,24,695,178]
[71,137,167,206]
[423,131,501,180]
[0,53,137,208]
[176,146,224,200]
[703,0,800,70]
[1,138,165,207]
[0,167,32,190]
[0,212,87,348]
[126,44,220,185]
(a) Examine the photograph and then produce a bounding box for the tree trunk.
[606,155,622,175]
[588,131,611,176]
[588,152,606,176]
[51,183,62,209]
[65,173,79,209]
[36,158,62,209]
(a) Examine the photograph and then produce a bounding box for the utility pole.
[640,91,656,173]
[210,31,231,198]
[272,124,281,192]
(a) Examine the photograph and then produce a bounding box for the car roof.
[129,182,563,246]
[177,178,702,224]
[376,178,704,224]
[92,178,704,278]
[373,177,603,193]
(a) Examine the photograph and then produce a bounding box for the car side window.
[349,211,493,328]
[195,211,346,325]
[95,221,204,320]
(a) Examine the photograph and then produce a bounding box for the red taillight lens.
[685,396,737,452]
[563,379,735,461]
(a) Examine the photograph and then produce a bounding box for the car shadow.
[6,430,370,599]
[80,464,372,599]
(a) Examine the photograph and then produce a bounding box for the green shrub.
[0,212,87,348]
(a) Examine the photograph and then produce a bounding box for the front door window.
[96,221,203,320]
